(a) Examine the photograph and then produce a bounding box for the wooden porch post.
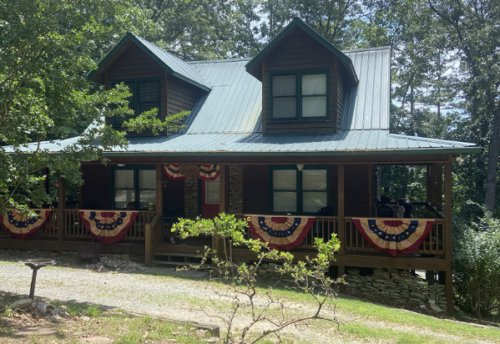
[337,165,345,279]
[57,174,66,255]
[146,164,164,266]
[444,161,454,314]
[213,164,227,260]
[436,163,443,211]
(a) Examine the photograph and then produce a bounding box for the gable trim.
[245,18,358,85]
[87,33,211,92]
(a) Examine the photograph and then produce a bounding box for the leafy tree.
[0,0,184,215]
[426,0,500,215]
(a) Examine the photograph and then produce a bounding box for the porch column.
[155,164,163,217]
[444,161,454,314]
[337,164,345,278]
[57,174,66,255]
[436,163,443,211]
[213,164,227,260]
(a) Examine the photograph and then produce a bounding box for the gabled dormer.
[246,18,358,134]
[88,33,211,134]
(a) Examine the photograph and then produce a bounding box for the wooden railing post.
[337,165,345,278]
[444,162,454,314]
[57,175,66,255]
[145,224,152,267]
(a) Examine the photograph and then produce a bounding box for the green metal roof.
[87,33,211,91]
[246,18,358,85]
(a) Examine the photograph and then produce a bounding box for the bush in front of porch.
[172,213,344,344]
[453,204,500,319]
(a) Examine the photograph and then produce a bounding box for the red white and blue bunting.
[352,218,435,257]
[79,211,138,244]
[247,215,315,250]
[198,164,220,181]
[163,164,187,180]
[0,209,52,240]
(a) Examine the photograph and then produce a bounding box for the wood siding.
[241,164,368,217]
[262,27,341,134]
[345,164,370,217]
[337,66,346,130]
[242,165,269,214]
[167,75,200,118]
[81,164,111,210]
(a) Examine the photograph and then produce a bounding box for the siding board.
[243,165,269,214]
[81,165,111,210]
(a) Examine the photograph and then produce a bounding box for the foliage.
[0,0,188,216]
[453,204,500,316]
[172,213,343,344]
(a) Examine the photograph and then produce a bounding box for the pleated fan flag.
[198,164,220,181]
[352,218,435,257]
[163,164,187,180]
[79,211,138,244]
[0,209,52,239]
[247,215,315,250]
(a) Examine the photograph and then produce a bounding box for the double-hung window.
[113,167,156,210]
[271,71,328,121]
[271,166,329,214]
[111,80,161,128]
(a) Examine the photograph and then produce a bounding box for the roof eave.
[101,146,482,158]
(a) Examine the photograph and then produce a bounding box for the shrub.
[453,206,500,316]
[172,213,343,343]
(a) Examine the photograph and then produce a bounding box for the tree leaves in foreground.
[173,213,344,343]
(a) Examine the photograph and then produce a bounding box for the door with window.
[200,176,220,218]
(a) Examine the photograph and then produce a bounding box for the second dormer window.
[270,71,328,121]
[111,79,161,128]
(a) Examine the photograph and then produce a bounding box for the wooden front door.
[201,176,220,218]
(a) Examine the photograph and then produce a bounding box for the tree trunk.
[485,107,500,215]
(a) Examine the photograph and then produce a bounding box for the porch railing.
[62,210,155,241]
[0,210,57,239]
[344,217,446,256]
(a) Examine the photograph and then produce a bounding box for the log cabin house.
[1,18,481,313]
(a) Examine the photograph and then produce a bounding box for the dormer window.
[111,79,161,128]
[270,70,328,121]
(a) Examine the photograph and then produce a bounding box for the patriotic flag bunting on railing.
[0,209,52,240]
[198,164,220,181]
[79,211,138,244]
[352,218,435,257]
[163,164,187,180]
[247,215,315,250]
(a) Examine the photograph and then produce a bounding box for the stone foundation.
[345,268,448,313]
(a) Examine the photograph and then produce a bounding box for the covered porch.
[0,154,454,312]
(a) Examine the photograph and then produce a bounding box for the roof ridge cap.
[342,46,391,53]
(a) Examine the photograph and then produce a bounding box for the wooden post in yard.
[444,162,454,314]
[57,174,66,255]
[337,165,345,280]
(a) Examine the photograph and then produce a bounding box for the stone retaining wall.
[345,268,448,313]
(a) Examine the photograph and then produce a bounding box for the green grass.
[66,302,103,317]
[94,314,209,344]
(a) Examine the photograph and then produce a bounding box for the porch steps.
[151,251,210,267]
